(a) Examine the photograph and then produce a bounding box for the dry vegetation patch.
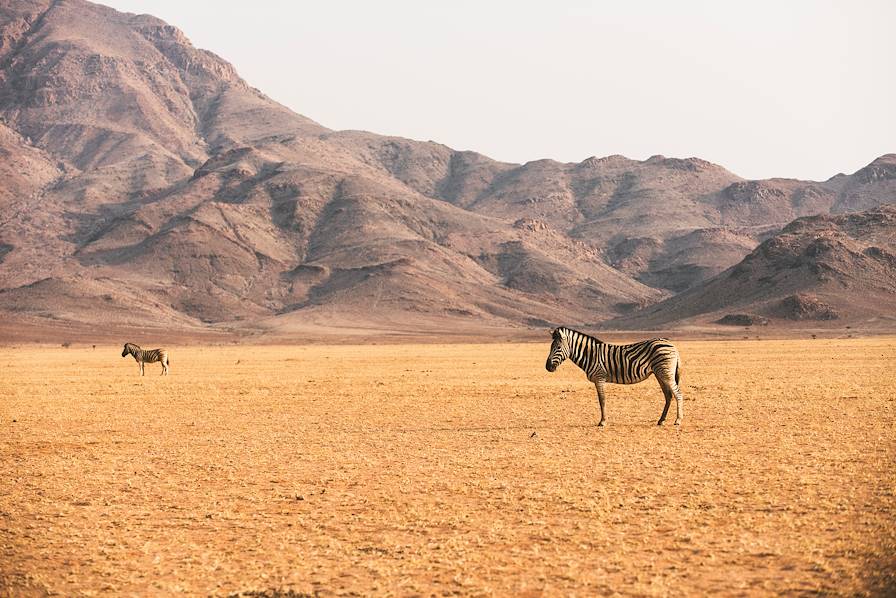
[1,339,894,596]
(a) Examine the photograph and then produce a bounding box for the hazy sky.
[104,1,894,181]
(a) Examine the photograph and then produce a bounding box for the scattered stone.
[513,217,548,232]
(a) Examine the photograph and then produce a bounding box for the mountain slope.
[0,0,662,334]
[605,206,896,329]
[0,0,893,339]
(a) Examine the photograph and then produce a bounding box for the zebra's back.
[140,348,167,363]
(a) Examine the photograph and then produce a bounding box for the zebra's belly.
[606,370,652,385]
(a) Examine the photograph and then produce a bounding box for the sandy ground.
[1,339,894,596]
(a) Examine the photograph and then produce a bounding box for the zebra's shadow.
[387,422,613,434]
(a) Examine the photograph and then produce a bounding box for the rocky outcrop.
[715,314,769,326]
[774,294,839,321]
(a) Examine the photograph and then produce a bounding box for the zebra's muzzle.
[546,360,557,372]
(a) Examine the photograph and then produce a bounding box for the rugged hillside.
[0,0,661,336]
[0,0,893,339]
[606,206,896,330]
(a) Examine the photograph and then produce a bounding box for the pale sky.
[104,1,895,181]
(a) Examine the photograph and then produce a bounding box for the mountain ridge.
[0,0,893,340]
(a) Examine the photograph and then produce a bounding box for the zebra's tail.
[675,360,681,386]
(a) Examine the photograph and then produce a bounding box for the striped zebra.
[545,327,683,426]
[121,343,170,376]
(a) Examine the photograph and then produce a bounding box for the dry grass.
[1,338,894,596]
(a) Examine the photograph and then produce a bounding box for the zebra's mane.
[124,342,140,350]
[558,327,604,344]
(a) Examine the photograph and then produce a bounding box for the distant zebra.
[545,327,683,426]
[121,343,170,376]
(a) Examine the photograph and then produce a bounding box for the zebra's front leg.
[658,385,672,426]
[594,379,607,427]
[140,362,145,376]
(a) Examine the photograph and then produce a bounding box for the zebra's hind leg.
[658,385,672,426]
[162,357,169,375]
[672,383,683,425]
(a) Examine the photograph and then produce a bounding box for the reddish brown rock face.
[0,1,894,339]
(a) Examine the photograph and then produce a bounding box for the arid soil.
[1,339,894,596]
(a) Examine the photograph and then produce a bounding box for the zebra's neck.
[566,329,599,373]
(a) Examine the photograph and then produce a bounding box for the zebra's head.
[545,328,569,372]
[121,343,136,357]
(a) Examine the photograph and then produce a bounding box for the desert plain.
[1,337,894,596]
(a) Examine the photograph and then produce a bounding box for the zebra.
[545,327,683,426]
[121,343,170,376]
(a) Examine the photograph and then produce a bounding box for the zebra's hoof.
[674,420,682,426]
[597,420,606,427]
[657,420,665,426]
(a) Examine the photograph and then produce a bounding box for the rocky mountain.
[605,206,896,330]
[0,0,893,340]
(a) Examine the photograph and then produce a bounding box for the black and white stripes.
[545,327,683,426]
[121,343,170,376]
